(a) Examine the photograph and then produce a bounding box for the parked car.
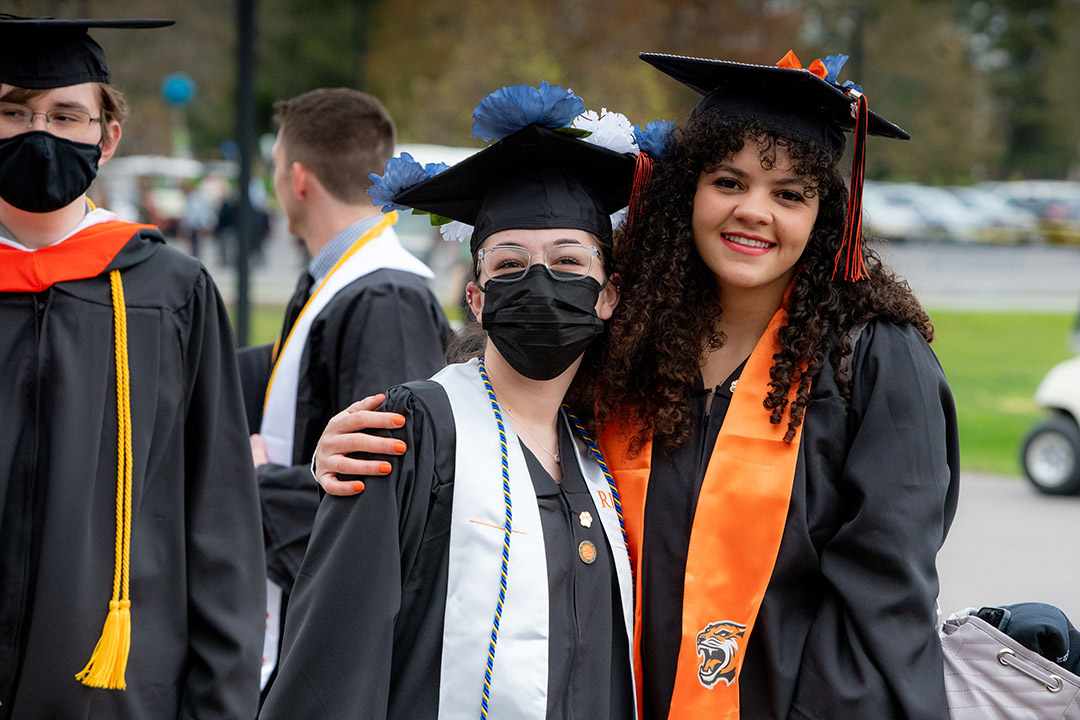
[946,186,1043,244]
[982,180,1080,245]
[862,181,929,242]
[864,181,984,243]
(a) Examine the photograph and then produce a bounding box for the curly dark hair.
[594,110,933,455]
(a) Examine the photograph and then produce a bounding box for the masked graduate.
[258,84,642,720]
[311,52,961,719]
[0,16,264,720]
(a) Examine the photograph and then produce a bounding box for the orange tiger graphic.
[696,620,746,689]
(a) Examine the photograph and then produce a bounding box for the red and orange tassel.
[833,91,869,282]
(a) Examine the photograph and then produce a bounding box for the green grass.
[233,302,1075,477]
[234,304,288,347]
[233,302,466,348]
[929,309,1076,476]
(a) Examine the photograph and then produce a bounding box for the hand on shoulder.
[313,393,408,495]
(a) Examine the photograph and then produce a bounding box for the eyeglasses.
[0,102,102,138]
[477,244,602,283]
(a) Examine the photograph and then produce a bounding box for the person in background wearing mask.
[259,84,642,720]
[0,16,264,719]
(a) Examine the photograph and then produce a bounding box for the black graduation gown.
[0,230,265,719]
[640,320,961,720]
[256,269,452,595]
[259,380,635,720]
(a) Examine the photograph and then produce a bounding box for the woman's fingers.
[314,394,407,495]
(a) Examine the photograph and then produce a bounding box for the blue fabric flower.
[367,152,442,213]
[471,82,585,141]
[633,119,675,158]
[821,54,849,85]
[423,161,449,177]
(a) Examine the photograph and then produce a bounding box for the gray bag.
[941,613,1080,719]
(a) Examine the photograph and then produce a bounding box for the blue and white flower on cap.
[633,119,675,160]
[367,152,448,213]
[437,220,474,244]
[572,108,637,154]
[470,81,586,142]
[369,81,671,242]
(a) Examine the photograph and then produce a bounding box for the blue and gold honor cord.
[563,407,633,593]
[474,360,632,718]
[476,358,513,720]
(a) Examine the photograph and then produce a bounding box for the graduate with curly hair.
[590,52,959,720]
[311,52,960,720]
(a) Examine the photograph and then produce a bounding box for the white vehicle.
[862,181,928,242]
[946,186,1042,244]
[864,181,985,243]
[1021,355,1080,495]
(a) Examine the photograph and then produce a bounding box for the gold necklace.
[504,407,560,462]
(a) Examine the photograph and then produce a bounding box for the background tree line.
[9,0,1080,183]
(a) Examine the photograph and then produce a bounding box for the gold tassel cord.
[75,269,133,690]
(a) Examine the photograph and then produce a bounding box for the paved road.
[937,472,1080,622]
[878,240,1080,312]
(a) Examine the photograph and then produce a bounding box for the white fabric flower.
[572,109,638,155]
[439,220,474,244]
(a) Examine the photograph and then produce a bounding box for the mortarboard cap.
[393,124,636,253]
[640,51,908,156]
[0,16,173,90]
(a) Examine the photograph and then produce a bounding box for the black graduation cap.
[393,124,636,253]
[640,51,908,155]
[0,16,174,89]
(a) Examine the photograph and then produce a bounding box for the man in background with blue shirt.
[248,88,451,696]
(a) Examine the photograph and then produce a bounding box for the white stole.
[259,213,433,688]
[433,359,636,719]
[260,213,433,466]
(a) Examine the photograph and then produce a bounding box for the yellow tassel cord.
[75,269,134,690]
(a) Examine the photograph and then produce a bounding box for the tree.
[954,0,1080,178]
[800,0,992,183]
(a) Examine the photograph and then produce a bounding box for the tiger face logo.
[696,620,746,689]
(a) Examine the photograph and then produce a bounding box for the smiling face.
[691,137,820,302]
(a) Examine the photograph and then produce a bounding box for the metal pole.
[235,0,256,346]
[354,0,368,91]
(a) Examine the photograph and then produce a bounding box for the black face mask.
[0,131,102,213]
[481,265,606,381]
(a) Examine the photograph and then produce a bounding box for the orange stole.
[600,302,807,719]
[0,222,153,292]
